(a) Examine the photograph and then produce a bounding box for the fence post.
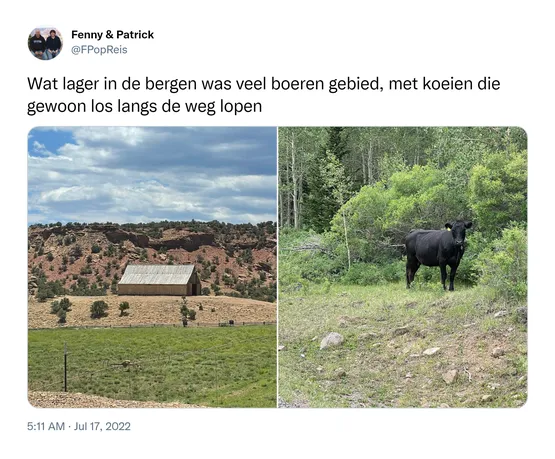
[64,342,67,392]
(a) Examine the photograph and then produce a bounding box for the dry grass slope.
[29,295,276,329]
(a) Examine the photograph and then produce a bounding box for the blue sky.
[28,127,277,224]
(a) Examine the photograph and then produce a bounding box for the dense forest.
[278,127,527,301]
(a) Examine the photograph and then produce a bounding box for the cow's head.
[445,221,472,247]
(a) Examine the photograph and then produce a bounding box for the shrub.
[56,308,67,324]
[477,224,527,302]
[37,290,48,302]
[72,244,83,258]
[59,297,72,312]
[342,263,384,285]
[91,244,101,253]
[47,252,54,262]
[188,309,196,320]
[119,301,130,316]
[179,297,189,318]
[90,300,108,319]
[50,300,61,314]
[201,287,211,296]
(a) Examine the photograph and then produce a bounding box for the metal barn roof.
[119,264,196,285]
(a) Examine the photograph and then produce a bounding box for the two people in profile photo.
[29,29,62,60]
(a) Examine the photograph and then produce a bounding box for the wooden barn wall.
[118,284,188,296]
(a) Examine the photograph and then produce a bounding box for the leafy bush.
[201,287,211,296]
[36,279,67,301]
[50,297,73,315]
[477,224,527,302]
[179,297,189,318]
[37,290,48,302]
[90,300,108,319]
[469,150,527,236]
[341,263,384,285]
[119,301,130,316]
[188,309,196,320]
[56,308,67,324]
[279,230,344,288]
[50,300,61,314]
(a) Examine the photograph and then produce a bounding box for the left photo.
[27,127,277,408]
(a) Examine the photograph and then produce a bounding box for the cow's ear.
[464,221,473,229]
[445,223,453,230]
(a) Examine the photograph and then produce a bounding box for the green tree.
[119,301,130,316]
[469,150,527,235]
[477,224,527,301]
[90,300,108,319]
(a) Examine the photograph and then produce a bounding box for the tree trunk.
[291,132,299,229]
[342,208,351,270]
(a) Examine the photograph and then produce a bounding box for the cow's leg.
[406,257,420,288]
[411,262,420,283]
[440,264,448,290]
[448,264,458,291]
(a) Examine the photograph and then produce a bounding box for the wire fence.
[28,331,277,407]
[29,320,277,331]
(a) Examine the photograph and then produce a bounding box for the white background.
[3,1,554,457]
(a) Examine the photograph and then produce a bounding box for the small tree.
[51,297,71,322]
[36,290,48,302]
[119,301,130,316]
[90,300,108,319]
[59,297,72,311]
[56,308,67,324]
[50,300,61,314]
[179,296,189,318]
[201,287,211,296]
[188,309,196,320]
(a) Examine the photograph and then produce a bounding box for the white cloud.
[28,127,277,224]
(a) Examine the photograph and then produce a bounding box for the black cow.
[405,221,472,291]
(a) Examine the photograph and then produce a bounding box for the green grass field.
[29,325,276,408]
[278,282,527,408]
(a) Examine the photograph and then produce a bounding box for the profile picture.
[28,28,63,60]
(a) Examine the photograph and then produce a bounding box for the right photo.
[277,127,527,408]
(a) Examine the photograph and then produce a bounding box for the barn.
[118,264,202,296]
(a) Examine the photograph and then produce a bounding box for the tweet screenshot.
[4,2,554,458]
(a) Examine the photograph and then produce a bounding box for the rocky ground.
[28,391,207,408]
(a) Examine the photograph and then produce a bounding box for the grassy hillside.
[278,283,526,408]
[29,325,276,408]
